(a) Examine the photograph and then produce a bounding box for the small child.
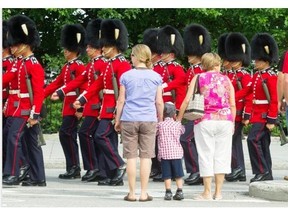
[157,102,185,200]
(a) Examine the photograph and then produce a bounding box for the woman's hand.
[114,121,121,133]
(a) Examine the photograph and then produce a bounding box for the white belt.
[66,91,77,96]
[253,99,269,104]
[18,93,30,98]
[103,89,114,94]
[9,90,30,98]
[163,92,172,96]
[9,89,20,94]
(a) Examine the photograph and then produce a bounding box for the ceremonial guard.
[151,25,186,182]
[74,19,131,186]
[44,24,86,179]
[181,24,211,185]
[236,33,279,182]
[51,18,107,182]
[2,15,46,186]
[224,32,252,182]
[142,28,164,180]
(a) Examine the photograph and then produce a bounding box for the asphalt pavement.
[1,133,288,212]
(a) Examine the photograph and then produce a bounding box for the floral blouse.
[194,71,234,125]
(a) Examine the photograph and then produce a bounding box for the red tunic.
[162,60,187,110]
[226,68,252,122]
[153,60,173,103]
[78,54,131,119]
[3,55,45,119]
[236,68,278,124]
[59,56,108,117]
[186,63,205,86]
[2,55,14,101]
[44,59,86,116]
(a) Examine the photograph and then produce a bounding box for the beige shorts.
[121,121,157,159]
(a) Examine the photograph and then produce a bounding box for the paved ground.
[1,133,288,213]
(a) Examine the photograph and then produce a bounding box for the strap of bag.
[192,75,200,99]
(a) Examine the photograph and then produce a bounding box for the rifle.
[70,70,79,96]
[260,72,288,146]
[92,61,103,100]
[110,60,119,102]
[23,62,46,147]
[165,64,176,101]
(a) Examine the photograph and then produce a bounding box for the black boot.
[59,165,81,179]
[225,167,246,182]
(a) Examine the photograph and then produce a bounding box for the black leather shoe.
[2,176,20,185]
[98,178,111,186]
[225,167,246,182]
[153,173,164,182]
[59,165,81,179]
[110,164,126,185]
[185,172,203,185]
[81,169,100,181]
[22,179,46,186]
[250,172,273,183]
[97,178,124,186]
[149,170,160,178]
[18,164,30,182]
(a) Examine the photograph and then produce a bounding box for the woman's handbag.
[183,75,204,121]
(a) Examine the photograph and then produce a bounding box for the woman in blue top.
[115,44,164,202]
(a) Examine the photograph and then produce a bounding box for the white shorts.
[194,120,233,177]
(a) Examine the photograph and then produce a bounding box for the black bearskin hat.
[99,19,128,52]
[225,32,251,67]
[183,24,211,57]
[7,15,40,49]
[157,25,184,57]
[3,20,9,49]
[86,18,102,49]
[217,33,229,60]
[142,28,159,54]
[251,33,279,65]
[61,24,86,53]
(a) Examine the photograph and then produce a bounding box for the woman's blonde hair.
[132,44,153,69]
[201,52,221,71]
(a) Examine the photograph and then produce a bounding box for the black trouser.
[3,117,27,176]
[78,116,99,171]
[180,120,199,174]
[94,119,124,177]
[22,125,46,181]
[59,116,80,171]
[3,117,45,181]
[247,122,272,175]
[231,121,245,171]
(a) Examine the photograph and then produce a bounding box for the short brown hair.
[201,52,221,71]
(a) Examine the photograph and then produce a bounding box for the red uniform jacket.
[78,54,131,119]
[186,63,205,86]
[235,67,278,124]
[58,56,108,117]
[44,59,86,116]
[227,68,252,122]
[3,55,45,119]
[153,60,173,103]
[162,60,187,110]
[2,55,14,101]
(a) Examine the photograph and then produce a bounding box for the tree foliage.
[3,8,288,133]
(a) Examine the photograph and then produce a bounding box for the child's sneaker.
[164,191,173,200]
[173,190,184,200]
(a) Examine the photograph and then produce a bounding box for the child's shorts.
[161,158,184,180]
